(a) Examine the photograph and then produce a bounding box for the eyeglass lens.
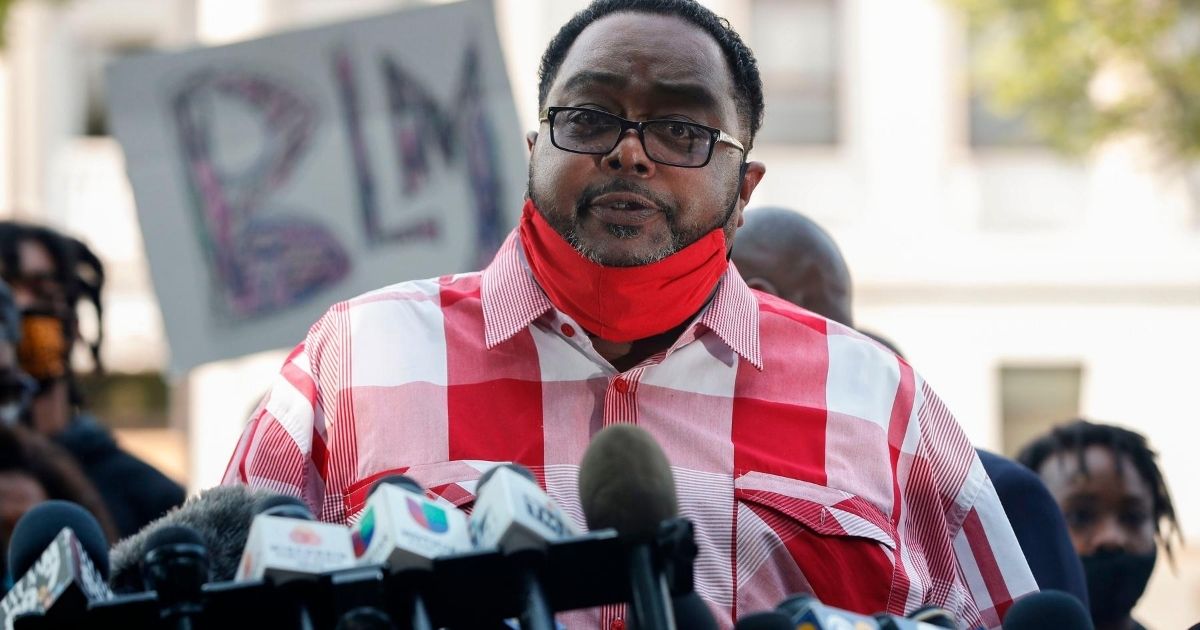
[552,109,713,166]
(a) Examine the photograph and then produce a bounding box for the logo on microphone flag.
[288,525,323,546]
[352,507,375,557]
[406,496,450,533]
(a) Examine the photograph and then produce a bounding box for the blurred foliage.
[951,0,1200,162]
[0,0,14,48]
[0,0,69,48]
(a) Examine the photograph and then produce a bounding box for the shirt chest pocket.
[343,460,489,522]
[734,472,902,617]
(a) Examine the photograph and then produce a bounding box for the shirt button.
[610,619,625,630]
[614,378,629,394]
[560,323,576,337]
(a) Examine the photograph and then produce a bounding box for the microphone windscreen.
[143,524,206,552]
[478,463,536,490]
[367,474,423,498]
[578,424,678,540]
[8,500,110,580]
[1002,590,1094,630]
[733,612,794,630]
[109,485,276,589]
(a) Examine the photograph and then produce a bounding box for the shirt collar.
[481,229,762,370]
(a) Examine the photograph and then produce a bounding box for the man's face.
[1038,445,1157,556]
[7,240,65,313]
[529,12,765,267]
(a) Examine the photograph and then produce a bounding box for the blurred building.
[1,0,1197,624]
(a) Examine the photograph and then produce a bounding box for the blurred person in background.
[0,222,184,538]
[734,205,1090,605]
[0,278,116,592]
[731,205,854,328]
[1018,420,1182,630]
[0,425,118,593]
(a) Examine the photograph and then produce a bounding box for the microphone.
[349,474,473,567]
[578,424,681,630]
[906,605,957,628]
[349,474,472,630]
[1002,590,1094,630]
[0,501,112,629]
[778,594,881,629]
[672,592,718,630]
[777,594,950,629]
[471,464,575,630]
[109,485,283,590]
[140,525,210,630]
[235,494,356,583]
[733,611,795,630]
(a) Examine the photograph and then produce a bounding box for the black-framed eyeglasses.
[539,106,746,168]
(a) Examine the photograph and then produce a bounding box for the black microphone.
[906,605,956,628]
[579,424,681,630]
[336,606,398,630]
[109,485,283,590]
[141,525,210,630]
[256,494,316,521]
[1002,590,1094,630]
[0,500,112,628]
[733,611,794,630]
[672,592,718,630]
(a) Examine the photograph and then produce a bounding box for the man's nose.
[604,130,656,177]
[1089,515,1131,553]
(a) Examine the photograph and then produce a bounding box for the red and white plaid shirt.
[224,230,1036,629]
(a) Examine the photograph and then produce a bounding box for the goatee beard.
[526,177,740,267]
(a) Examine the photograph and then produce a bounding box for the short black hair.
[1017,419,1181,560]
[537,0,764,149]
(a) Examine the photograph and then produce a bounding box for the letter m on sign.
[333,40,507,265]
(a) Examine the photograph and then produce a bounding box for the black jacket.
[977,449,1089,608]
[55,414,186,539]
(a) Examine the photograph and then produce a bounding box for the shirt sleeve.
[904,380,1039,629]
[221,339,324,517]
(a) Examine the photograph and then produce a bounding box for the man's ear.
[526,130,539,152]
[744,276,779,297]
[738,161,766,208]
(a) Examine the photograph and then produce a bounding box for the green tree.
[950,0,1200,165]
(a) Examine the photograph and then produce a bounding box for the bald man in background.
[731,206,854,328]
[732,205,1090,607]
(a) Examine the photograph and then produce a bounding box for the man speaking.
[224,1,1036,627]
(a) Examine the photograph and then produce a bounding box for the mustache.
[574,180,676,220]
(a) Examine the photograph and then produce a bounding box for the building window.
[965,21,1039,148]
[749,0,839,145]
[81,43,152,137]
[999,364,1083,456]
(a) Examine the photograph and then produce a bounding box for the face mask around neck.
[518,200,729,342]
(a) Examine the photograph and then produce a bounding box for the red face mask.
[518,199,729,342]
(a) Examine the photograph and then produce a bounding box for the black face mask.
[1081,547,1157,625]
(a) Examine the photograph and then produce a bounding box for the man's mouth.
[586,192,660,227]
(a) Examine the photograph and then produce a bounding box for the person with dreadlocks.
[0,222,184,538]
[1017,420,1181,630]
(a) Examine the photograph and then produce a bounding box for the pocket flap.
[344,460,497,520]
[735,471,897,550]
